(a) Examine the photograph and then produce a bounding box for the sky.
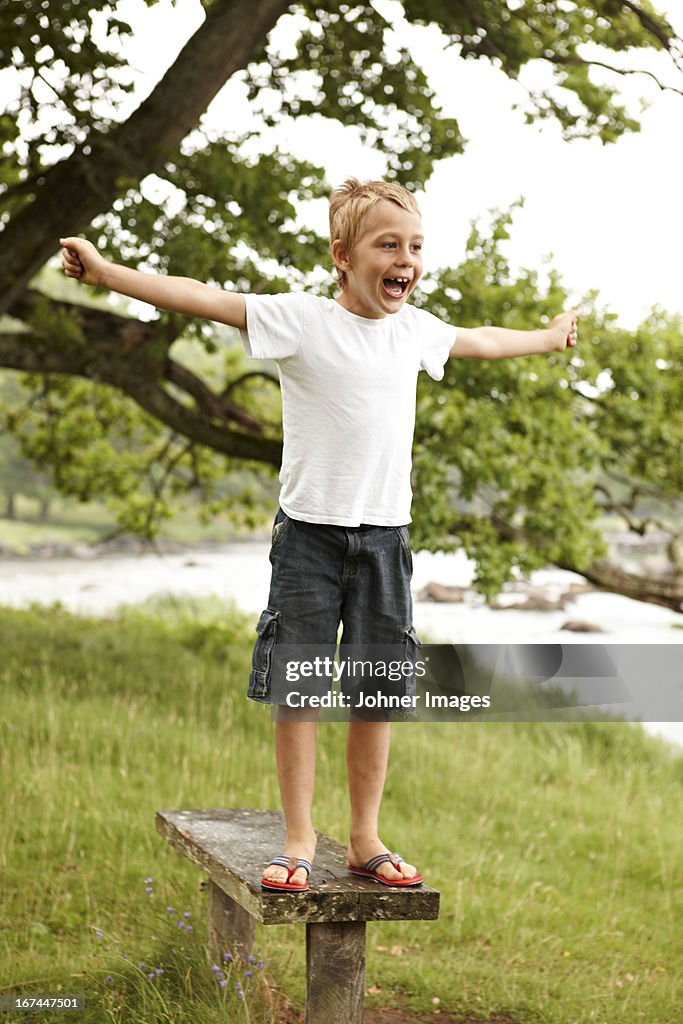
[92,0,683,328]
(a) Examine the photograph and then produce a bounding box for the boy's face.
[332,200,424,319]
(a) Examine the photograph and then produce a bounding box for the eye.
[382,241,397,249]
[411,243,423,252]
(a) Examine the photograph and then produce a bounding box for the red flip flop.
[348,852,423,887]
[261,856,312,892]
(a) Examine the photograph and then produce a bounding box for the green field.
[0,497,270,554]
[1,599,681,1023]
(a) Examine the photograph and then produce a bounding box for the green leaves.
[402,0,676,143]
[409,204,681,596]
[0,0,143,183]
[1,365,278,540]
[243,1,464,184]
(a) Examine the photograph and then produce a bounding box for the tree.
[1,0,682,608]
[410,205,683,610]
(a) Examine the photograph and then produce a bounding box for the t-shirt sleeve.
[239,292,306,360]
[415,307,457,381]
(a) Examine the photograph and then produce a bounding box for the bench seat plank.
[156,808,440,926]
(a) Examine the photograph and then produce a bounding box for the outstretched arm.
[450,310,578,359]
[59,237,246,329]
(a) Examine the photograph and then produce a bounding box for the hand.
[59,237,109,287]
[549,309,579,351]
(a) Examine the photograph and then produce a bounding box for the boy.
[60,178,578,891]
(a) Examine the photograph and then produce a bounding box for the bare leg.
[346,717,418,882]
[262,708,318,886]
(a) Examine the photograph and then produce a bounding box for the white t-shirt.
[240,293,455,526]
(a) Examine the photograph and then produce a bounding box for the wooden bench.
[156,808,440,1024]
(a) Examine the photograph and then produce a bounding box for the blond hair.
[329,178,421,288]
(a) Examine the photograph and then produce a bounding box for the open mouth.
[382,277,411,299]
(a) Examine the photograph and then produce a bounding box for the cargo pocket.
[248,608,280,700]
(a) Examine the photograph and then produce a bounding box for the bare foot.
[347,835,420,882]
[262,833,317,887]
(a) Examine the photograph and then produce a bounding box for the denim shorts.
[248,509,422,712]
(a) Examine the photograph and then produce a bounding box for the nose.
[396,244,414,267]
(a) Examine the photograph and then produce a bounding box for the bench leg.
[305,921,366,1024]
[207,879,255,960]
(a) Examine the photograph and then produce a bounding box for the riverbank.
[1,539,681,637]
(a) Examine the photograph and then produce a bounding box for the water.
[1,543,681,747]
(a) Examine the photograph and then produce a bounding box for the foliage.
[410,205,683,594]
[2,364,279,538]
[0,374,53,514]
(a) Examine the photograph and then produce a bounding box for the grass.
[0,497,116,552]
[0,496,271,554]
[1,598,682,1023]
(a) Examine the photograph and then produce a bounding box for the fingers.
[566,309,579,348]
[59,237,85,278]
[62,251,85,278]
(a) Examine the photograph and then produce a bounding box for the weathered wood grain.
[155,808,440,925]
[208,879,256,960]
[305,921,366,1024]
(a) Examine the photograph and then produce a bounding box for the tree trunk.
[0,0,291,316]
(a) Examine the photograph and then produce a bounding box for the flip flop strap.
[267,856,293,869]
[362,852,400,873]
[267,856,312,877]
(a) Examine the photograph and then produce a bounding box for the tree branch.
[449,514,683,613]
[618,0,680,59]
[2,289,283,467]
[223,370,280,397]
[117,376,282,465]
[554,54,683,98]
[164,360,266,434]
[593,483,672,536]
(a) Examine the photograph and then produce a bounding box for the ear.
[330,238,352,274]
